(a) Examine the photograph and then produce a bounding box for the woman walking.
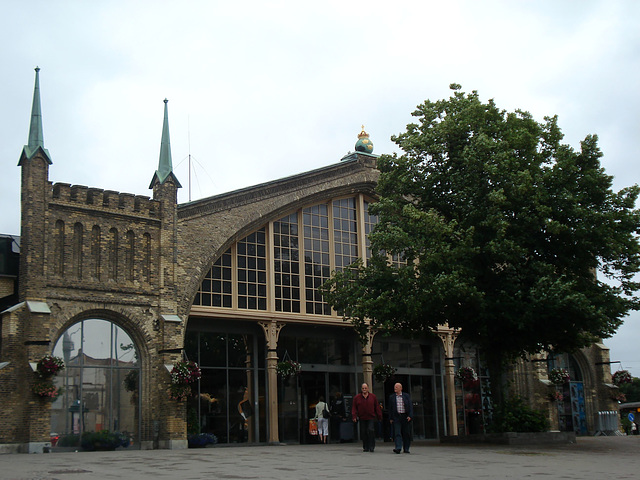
[314,396,330,444]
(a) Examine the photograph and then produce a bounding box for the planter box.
[441,431,576,445]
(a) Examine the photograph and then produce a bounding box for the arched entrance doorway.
[549,353,587,435]
[50,319,141,448]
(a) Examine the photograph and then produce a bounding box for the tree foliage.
[321,85,640,400]
[619,377,640,403]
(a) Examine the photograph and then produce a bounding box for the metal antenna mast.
[188,116,192,202]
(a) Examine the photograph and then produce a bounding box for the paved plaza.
[0,436,638,480]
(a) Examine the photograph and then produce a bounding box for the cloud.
[1,0,639,375]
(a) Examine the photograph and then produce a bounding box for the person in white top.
[314,396,330,444]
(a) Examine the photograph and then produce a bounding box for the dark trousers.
[358,419,376,451]
[393,414,411,452]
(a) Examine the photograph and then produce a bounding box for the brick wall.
[0,277,14,298]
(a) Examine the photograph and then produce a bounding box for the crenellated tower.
[17,67,52,302]
[149,98,182,321]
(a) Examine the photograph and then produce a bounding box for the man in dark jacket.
[351,383,382,452]
[388,382,413,454]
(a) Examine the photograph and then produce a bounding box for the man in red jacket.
[351,383,382,452]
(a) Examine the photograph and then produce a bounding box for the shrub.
[487,396,550,433]
[57,434,80,447]
[187,432,218,448]
[81,430,129,451]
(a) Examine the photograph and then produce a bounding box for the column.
[436,324,460,436]
[259,320,284,444]
[362,327,377,389]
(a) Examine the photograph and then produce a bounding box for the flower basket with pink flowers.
[549,368,570,385]
[35,355,65,379]
[168,360,201,401]
[612,370,632,386]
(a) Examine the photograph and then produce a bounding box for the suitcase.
[339,420,354,442]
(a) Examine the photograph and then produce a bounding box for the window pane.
[237,228,267,311]
[303,204,330,315]
[228,334,253,368]
[199,333,227,367]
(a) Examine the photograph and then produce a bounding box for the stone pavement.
[1,436,638,480]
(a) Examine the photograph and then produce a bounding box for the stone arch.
[48,307,151,446]
[570,350,593,386]
[178,181,377,317]
[50,307,152,362]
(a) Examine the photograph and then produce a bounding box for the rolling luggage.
[339,420,354,442]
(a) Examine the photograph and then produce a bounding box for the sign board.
[628,412,635,423]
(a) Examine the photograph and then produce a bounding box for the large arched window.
[50,319,140,446]
[193,195,377,316]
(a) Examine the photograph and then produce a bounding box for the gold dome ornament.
[355,125,374,153]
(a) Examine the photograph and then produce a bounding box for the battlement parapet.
[51,182,158,217]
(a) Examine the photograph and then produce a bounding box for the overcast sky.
[2,1,639,377]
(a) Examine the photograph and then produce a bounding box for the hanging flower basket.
[31,355,64,399]
[169,383,193,401]
[168,360,201,401]
[612,370,632,386]
[549,368,570,385]
[123,370,138,392]
[611,392,627,403]
[170,360,201,385]
[456,366,478,383]
[35,355,65,379]
[548,391,564,402]
[276,360,301,378]
[33,379,61,399]
[373,363,397,382]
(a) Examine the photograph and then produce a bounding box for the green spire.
[150,99,181,188]
[20,67,52,164]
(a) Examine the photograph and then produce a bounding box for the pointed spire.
[20,67,52,164]
[150,99,181,188]
[28,67,44,149]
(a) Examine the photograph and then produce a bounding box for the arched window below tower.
[50,319,141,448]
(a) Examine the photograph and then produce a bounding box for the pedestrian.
[351,383,382,452]
[389,382,413,454]
[330,392,346,443]
[314,396,330,444]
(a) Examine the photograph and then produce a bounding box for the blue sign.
[628,412,635,423]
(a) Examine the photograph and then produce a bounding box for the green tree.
[322,85,640,406]
[619,377,640,403]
